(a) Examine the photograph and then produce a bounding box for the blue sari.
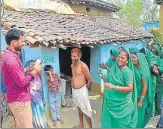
[31,100,46,127]
[30,75,47,128]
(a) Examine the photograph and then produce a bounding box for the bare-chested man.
[71,48,92,128]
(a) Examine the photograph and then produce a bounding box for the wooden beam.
[58,44,67,50]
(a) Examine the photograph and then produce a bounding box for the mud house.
[1,2,153,124]
[51,0,120,16]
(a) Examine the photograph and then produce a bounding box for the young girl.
[44,65,64,127]
[24,60,47,128]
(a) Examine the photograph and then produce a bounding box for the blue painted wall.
[90,46,101,84]
[144,21,160,32]
[91,41,146,87]
[40,47,60,109]
[22,46,42,64]
[1,34,7,50]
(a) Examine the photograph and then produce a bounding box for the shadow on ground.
[2,92,103,128]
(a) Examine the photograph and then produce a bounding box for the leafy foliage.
[115,0,159,27]
[150,27,163,47]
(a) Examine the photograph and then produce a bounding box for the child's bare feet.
[58,119,64,125]
[53,120,57,127]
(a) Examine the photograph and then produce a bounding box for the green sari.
[159,48,163,73]
[107,59,116,71]
[150,45,161,67]
[101,55,138,128]
[145,49,157,67]
[107,49,119,74]
[143,49,157,116]
[129,48,139,54]
[132,53,153,127]
[154,46,163,115]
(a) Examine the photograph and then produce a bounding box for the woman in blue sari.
[24,60,47,128]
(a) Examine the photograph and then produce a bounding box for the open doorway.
[59,47,91,96]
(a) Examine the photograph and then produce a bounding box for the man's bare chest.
[72,64,83,77]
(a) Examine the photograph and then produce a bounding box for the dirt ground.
[2,92,102,128]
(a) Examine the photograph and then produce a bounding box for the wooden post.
[160,3,163,33]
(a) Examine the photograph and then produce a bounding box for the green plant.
[116,0,143,27]
[150,27,163,47]
[115,0,159,27]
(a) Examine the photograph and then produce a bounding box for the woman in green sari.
[151,45,161,65]
[159,48,163,74]
[151,45,163,115]
[130,50,153,127]
[160,48,163,85]
[100,49,119,73]
[101,50,138,128]
[151,45,160,56]
[140,46,159,116]
[155,46,163,115]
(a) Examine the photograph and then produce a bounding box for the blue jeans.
[49,91,61,121]
[158,95,163,127]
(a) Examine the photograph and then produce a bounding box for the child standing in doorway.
[44,65,64,127]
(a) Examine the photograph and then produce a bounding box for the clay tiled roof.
[1,9,153,48]
[55,0,120,12]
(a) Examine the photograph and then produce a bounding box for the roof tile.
[1,9,153,48]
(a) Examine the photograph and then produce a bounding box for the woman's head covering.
[151,45,161,56]
[110,48,119,57]
[129,48,139,54]
[24,60,35,68]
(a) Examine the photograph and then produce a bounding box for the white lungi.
[72,85,92,118]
